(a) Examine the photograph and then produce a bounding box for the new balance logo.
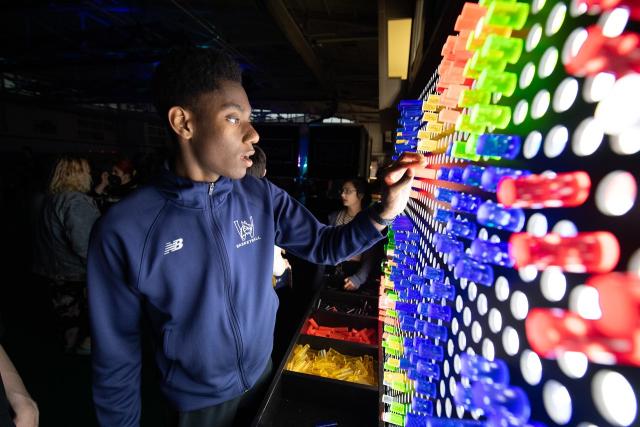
[164,238,184,255]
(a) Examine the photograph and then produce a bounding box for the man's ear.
[168,106,194,141]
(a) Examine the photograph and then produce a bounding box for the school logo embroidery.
[234,216,261,248]
[164,238,184,255]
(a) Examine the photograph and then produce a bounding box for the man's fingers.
[384,160,421,185]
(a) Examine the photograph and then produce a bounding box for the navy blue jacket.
[88,169,383,426]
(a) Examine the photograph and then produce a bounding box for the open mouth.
[241,153,254,166]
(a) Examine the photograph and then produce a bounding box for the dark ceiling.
[0,0,379,121]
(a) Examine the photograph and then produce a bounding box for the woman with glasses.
[327,178,379,291]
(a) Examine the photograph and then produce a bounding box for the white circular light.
[584,72,616,103]
[629,249,640,275]
[526,24,543,52]
[595,74,640,135]
[513,100,529,125]
[456,295,464,312]
[573,117,605,156]
[532,0,547,14]
[532,89,551,119]
[569,285,603,320]
[454,354,462,373]
[540,47,560,79]
[541,267,568,302]
[544,380,573,425]
[502,326,520,356]
[553,77,579,112]
[523,131,543,159]
[463,307,472,326]
[448,339,455,357]
[596,171,637,216]
[557,351,589,378]
[495,276,510,301]
[519,265,538,282]
[599,8,630,38]
[445,398,453,417]
[546,2,567,35]
[569,0,588,17]
[458,331,467,350]
[471,321,482,343]
[488,308,503,333]
[452,317,460,335]
[437,400,442,416]
[520,62,536,89]
[456,404,465,419]
[510,291,529,320]
[444,359,450,377]
[544,125,569,157]
[552,220,578,236]
[477,294,488,316]
[468,282,477,301]
[593,370,638,426]
[611,125,640,155]
[527,213,548,236]
[521,350,543,385]
[441,380,447,398]
[562,27,588,65]
[482,338,495,361]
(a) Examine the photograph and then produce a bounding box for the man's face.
[188,80,259,181]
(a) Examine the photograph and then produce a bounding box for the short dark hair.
[246,145,267,178]
[152,47,242,122]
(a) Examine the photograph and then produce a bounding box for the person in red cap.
[94,158,138,211]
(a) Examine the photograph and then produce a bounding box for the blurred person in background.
[93,158,137,212]
[33,156,100,354]
[327,178,380,291]
[246,146,291,289]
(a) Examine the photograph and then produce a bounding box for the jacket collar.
[155,166,233,208]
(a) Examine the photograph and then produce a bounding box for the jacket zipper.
[207,182,250,391]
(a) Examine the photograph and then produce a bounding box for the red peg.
[577,0,640,20]
[497,171,591,208]
[526,307,640,366]
[509,232,620,273]
[588,273,640,337]
[565,25,640,77]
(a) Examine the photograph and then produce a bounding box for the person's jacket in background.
[88,169,384,427]
[33,192,101,281]
[328,210,379,287]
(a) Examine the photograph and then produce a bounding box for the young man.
[88,47,424,427]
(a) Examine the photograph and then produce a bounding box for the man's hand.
[377,152,426,222]
[9,392,39,427]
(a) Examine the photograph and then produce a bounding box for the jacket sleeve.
[62,193,101,262]
[269,182,385,265]
[88,219,143,427]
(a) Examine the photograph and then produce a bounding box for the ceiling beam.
[263,0,333,91]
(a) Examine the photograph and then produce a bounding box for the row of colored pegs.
[303,318,377,345]
[455,354,534,427]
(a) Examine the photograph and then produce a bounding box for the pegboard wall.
[380,0,640,426]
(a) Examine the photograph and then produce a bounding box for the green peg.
[456,113,486,134]
[459,88,491,108]
[470,104,512,129]
[390,401,409,415]
[481,34,523,64]
[486,1,530,30]
[476,68,517,97]
[452,140,481,161]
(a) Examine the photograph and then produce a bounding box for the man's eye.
[226,117,240,125]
